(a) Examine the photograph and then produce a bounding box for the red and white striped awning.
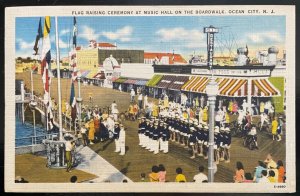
[182,76,280,97]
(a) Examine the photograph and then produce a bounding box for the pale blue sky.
[16,16,285,59]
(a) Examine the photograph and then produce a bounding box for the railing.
[33,95,78,136]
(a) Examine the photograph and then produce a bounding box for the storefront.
[145,74,163,98]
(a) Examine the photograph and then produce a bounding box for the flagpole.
[55,16,63,140]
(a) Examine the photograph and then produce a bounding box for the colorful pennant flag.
[40,16,53,131]
[33,17,43,55]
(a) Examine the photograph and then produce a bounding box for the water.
[15,119,47,147]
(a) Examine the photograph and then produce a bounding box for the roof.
[146,74,163,87]
[144,52,187,64]
[98,42,117,48]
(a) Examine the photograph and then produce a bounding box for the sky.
[15,16,286,60]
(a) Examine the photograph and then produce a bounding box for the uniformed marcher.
[144,119,150,149]
[119,124,126,155]
[175,115,181,143]
[224,127,231,163]
[169,115,176,141]
[138,118,142,146]
[159,121,164,152]
[153,122,160,154]
[161,122,170,153]
[113,122,120,153]
[148,120,155,152]
[188,127,197,159]
[214,126,221,164]
[203,125,209,159]
[140,117,146,147]
[196,124,204,157]
[219,127,225,162]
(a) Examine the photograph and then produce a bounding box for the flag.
[69,17,78,123]
[72,17,77,48]
[40,16,53,131]
[33,17,43,55]
[70,82,77,122]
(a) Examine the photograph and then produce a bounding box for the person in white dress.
[119,124,126,155]
[193,166,208,183]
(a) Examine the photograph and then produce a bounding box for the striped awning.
[168,76,189,90]
[181,76,210,93]
[93,72,105,79]
[114,77,127,83]
[80,70,91,78]
[135,80,148,86]
[146,74,163,87]
[182,77,281,97]
[124,79,137,84]
[156,75,176,89]
[218,78,280,97]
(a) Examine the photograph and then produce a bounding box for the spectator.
[233,161,245,183]
[15,176,29,183]
[264,153,277,169]
[175,167,187,182]
[138,93,143,109]
[277,160,285,183]
[70,176,77,183]
[130,89,135,103]
[140,173,146,182]
[149,165,159,182]
[158,164,166,182]
[258,170,269,183]
[272,117,279,141]
[193,165,208,183]
[253,161,267,183]
[243,173,253,183]
[65,139,75,172]
[268,170,276,183]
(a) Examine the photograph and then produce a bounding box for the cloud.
[155,27,206,49]
[246,31,283,44]
[102,26,133,42]
[59,39,68,48]
[17,38,35,50]
[60,29,71,36]
[78,25,100,41]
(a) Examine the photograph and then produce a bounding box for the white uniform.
[119,128,126,155]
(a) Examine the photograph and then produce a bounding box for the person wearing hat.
[153,122,160,154]
[137,118,143,146]
[107,114,115,139]
[214,126,221,164]
[140,117,146,147]
[188,127,197,159]
[183,120,190,147]
[158,121,164,152]
[223,127,232,163]
[195,124,204,157]
[161,122,170,153]
[143,119,150,149]
[203,125,209,159]
[219,127,226,162]
[113,122,121,153]
[119,124,126,155]
[147,120,155,151]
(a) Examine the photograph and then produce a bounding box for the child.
[149,165,159,182]
[175,167,187,182]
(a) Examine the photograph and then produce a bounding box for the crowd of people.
[141,164,208,183]
[233,153,285,183]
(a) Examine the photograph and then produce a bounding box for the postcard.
[5,5,295,192]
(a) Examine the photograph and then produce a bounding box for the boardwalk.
[17,72,286,183]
